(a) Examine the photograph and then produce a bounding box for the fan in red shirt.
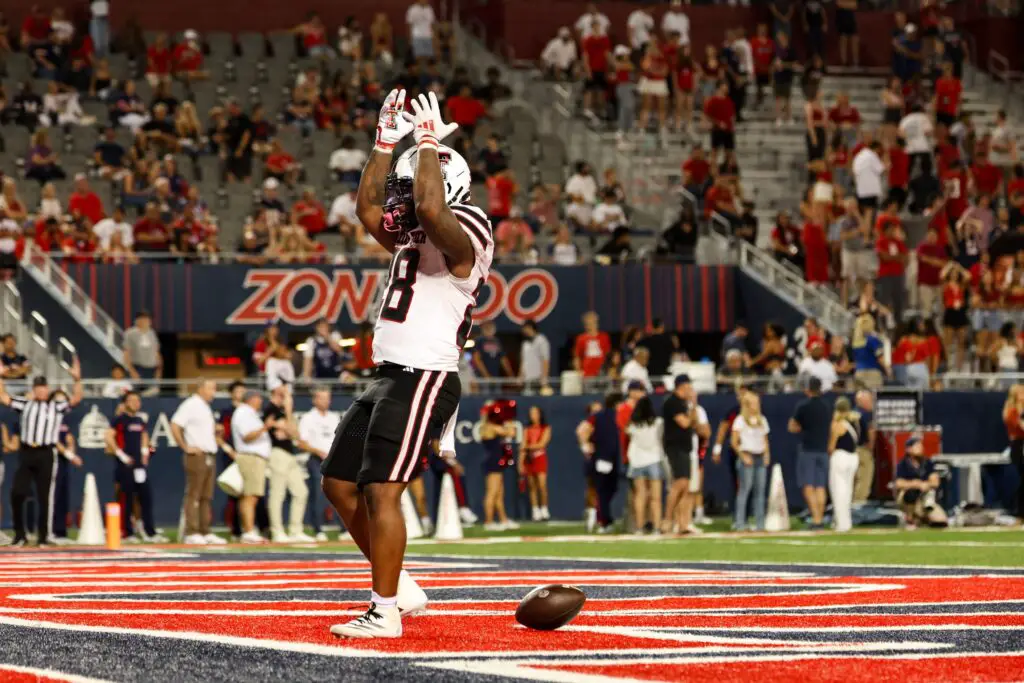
[172,31,206,79]
[486,170,518,223]
[581,25,611,119]
[146,33,173,84]
[876,208,908,280]
[445,85,488,134]
[916,228,947,314]
[970,156,1003,199]
[801,208,830,285]
[925,195,953,250]
[133,203,171,252]
[67,175,105,226]
[933,63,962,128]
[682,147,712,191]
[828,93,861,134]
[291,189,327,236]
[264,140,299,185]
[941,160,969,223]
[703,81,736,163]
[574,312,612,377]
[749,24,774,105]
[1008,168,1024,212]
[294,12,329,55]
[887,142,910,207]
[62,219,99,264]
[704,175,735,219]
[20,7,51,47]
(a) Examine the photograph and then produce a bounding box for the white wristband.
[713,444,723,456]
[115,449,132,465]
[417,136,439,150]
[373,142,396,154]
[62,450,77,462]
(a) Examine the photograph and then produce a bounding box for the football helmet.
[382,144,472,233]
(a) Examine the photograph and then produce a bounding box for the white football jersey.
[372,204,494,371]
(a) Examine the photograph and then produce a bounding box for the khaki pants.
[183,453,216,536]
[853,446,875,503]
[918,284,941,318]
[855,369,884,390]
[267,448,309,537]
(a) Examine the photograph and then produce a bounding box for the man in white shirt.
[627,8,655,51]
[852,140,886,222]
[328,189,360,248]
[519,320,551,392]
[988,109,1015,174]
[565,163,598,205]
[620,347,654,393]
[898,104,933,176]
[328,137,368,185]
[540,27,578,79]
[661,0,691,45]
[230,391,273,543]
[797,341,838,392]
[92,205,134,250]
[575,2,610,38]
[169,380,224,545]
[592,190,627,231]
[298,388,340,542]
[405,0,436,60]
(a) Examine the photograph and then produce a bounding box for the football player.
[322,90,493,639]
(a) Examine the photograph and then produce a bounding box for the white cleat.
[482,522,503,531]
[397,569,428,617]
[145,533,170,544]
[271,532,292,544]
[501,520,520,531]
[330,603,402,639]
[289,531,316,543]
[240,531,265,544]
[314,532,329,542]
[459,507,478,526]
[183,534,208,545]
[204,533,227,545]
[420,516,435,537]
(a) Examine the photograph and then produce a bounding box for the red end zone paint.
[0,555,1022,682]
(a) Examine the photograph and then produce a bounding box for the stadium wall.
[5,1,1023,70]
[58,263,737,340]
[2,392,1014,530]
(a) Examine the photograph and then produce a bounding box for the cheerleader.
[521,406,551,521]
[637,41,669,136]
[673,44,699,133]
[828,397,861,532]
[481,400,518,531]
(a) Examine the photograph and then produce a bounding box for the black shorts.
[756,72,771,88]
[857,195,879,213]
[836,8,858,36]
[225,154,252,179]
[321,363,461,487]
[585,71,607,92]
[665,445,692,480]
[710,128,735,151]
[936,111,956,128]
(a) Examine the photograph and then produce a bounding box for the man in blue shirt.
[106,391,164,542]
[472,321,513,381]
[894,436,947,529]
[788,377,831,530]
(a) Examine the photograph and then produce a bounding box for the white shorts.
[638,78,669,98]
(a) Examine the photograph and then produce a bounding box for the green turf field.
[189,522,1024,567]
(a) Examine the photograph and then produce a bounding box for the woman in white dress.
[828,397,861,532]
[626,396,664,534]
[730,392,771,531]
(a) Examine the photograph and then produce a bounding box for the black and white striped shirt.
[9,398,70,447]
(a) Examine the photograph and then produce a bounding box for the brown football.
[515,584,586,631]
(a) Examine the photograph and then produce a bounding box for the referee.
[0,359,83,547]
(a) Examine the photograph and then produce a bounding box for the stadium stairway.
[0,279,75,385]
[18,245,126,378]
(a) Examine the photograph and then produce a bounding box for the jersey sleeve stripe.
[451,204,492,236]
[451,207,491,252]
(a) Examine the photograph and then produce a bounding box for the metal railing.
[706,230,855,337]
[0,281,73,385]
[21,244,125,363]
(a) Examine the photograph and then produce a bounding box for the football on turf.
[515,584,586,630]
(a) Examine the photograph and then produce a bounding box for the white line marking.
[0,663,114,683]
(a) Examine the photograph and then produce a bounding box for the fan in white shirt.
[797,343,838,392]
[328,190,358,230]
[898,109,933,155]
[92,207,134,250]
[405,0,436,39]
[627,9,655,49]
[620,348,654,393]
[565,166,598,204]
[541,28,578,75]
[328,142,368,176]
[661,0,691,45]
[852,144,885,201]
[592,195,627,231]
[264,345,296,392]
[298,388,341,461]
[575,5,611,37]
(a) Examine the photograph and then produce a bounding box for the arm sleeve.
[449,204,493,263]
[170,400,190,427]
[8,397,26,412]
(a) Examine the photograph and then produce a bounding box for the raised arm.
[356,89,415,253]
[406,92,475,278]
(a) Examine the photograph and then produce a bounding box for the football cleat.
[203,533,227,545]
[397,569,428,617]
[330,603,402,639]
